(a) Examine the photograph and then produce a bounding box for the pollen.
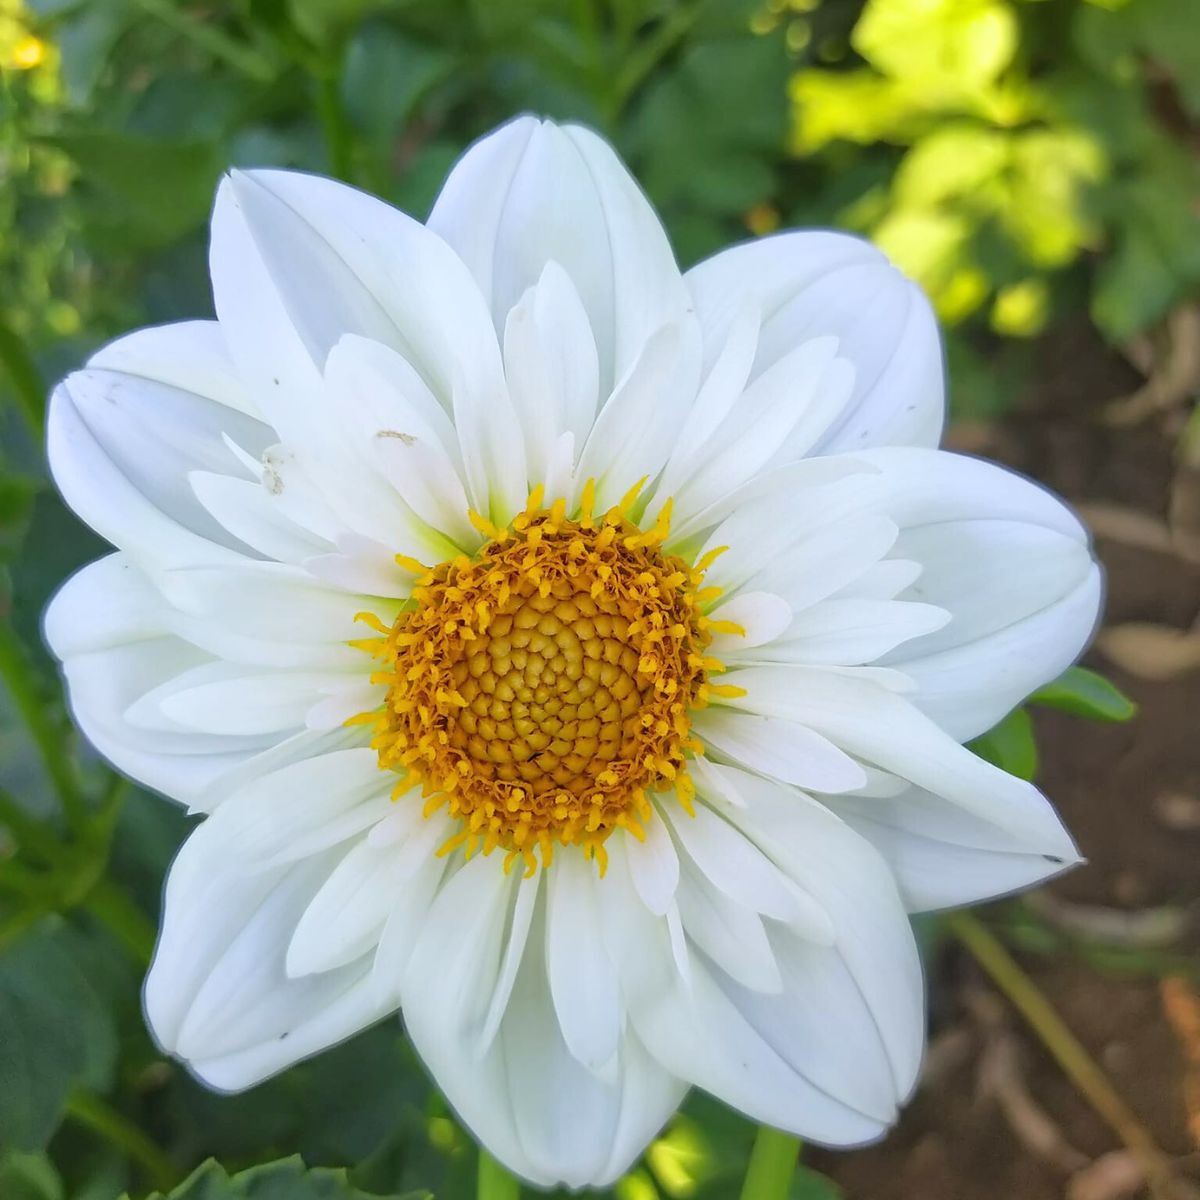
[353,489,721,874]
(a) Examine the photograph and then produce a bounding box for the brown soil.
[813,322,1200,1200]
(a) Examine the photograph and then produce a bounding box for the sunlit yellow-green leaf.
[789,70,909,151]
[1002,127,1106,266]
[853,0,1019,96]
[992,278,1050,337]
[873,208,987,321]
[892,123,1008,206]
[646,1117,715,1198]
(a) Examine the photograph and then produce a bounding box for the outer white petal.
[686,231,945,452]
[48,328,274,569]
[823,783,1080,911]
[43,554,320,804]
[713,446,1101,741]
[88,318,260,418]
[722,664,1080,864]
[400,856,684,1188]
[428,116,692,396]
[126,661,357,737]
[601,836,904,1145]
[209,168,526,523]
[146,832,393,1091]
[841,448,1102,740]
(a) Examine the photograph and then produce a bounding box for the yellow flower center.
[352,484,741,874]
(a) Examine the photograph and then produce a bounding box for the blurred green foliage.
[0,0,1181,1196]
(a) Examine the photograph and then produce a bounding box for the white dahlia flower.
[45,116,1100,1188]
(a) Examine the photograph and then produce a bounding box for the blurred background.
[0,0,1197,1197]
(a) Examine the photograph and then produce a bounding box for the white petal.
[686,231,944,452]
[401,855,683,1187]
[694,708,867,794]
[45,553,167,660]
[211,748,394,867]
[127,661,354,737]
[825,783,1078,912]
[157,561,381,649]
[88,319,259,418]
[723,664,1079,861]
[429,117,691,396]
[655,300,760,498]
[667,337,851,522]
[575,320,702,512]
[881,517,1102,739]
[47,362,269,569]
[707,590,794,654]
[674,859,783,994]
[210,168,526,522]
[624,810,680,916]
[46,557,295,804]
[709,514,899,611]
[704,769,926,1109]
[323,336,476,548]
[304,532,414,599]
[762,599,951,666]
[901,567,1102,741]
[190,471,330,563]
[601,841,893,1145]
[547,852,621,1070]
[476,870,541,1054]
[287,836,415,976]
[145,816,399,1090]
[502,262,600,488]
[661,800,833,938]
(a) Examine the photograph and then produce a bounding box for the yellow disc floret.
[352,485,735,874]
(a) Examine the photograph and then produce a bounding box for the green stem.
[65,1092,178,1193]
[0,786,60,861]
[608,1,703,121]
[0,621,86,829]
[85,878,156,968]
[478,1150,520,1200]
[0,321,46,442]
[127,0,276,80]
[949,912,1175,1200]
[740,1126,801,1200]
[315,70,354,182]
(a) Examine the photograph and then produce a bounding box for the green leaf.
[791,1165,845,1198]
[41,132,224,252]
[628,33,788,218]
[0,1151,64,1200]
[969,707,1039,781]
[1030,666,1137,722]
[139,1157,428,1200]
[0,477,41,564]
[342,25,454,155]
[0,919,118,1151]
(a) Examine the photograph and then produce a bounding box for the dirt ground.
[812,320,1200,1200]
